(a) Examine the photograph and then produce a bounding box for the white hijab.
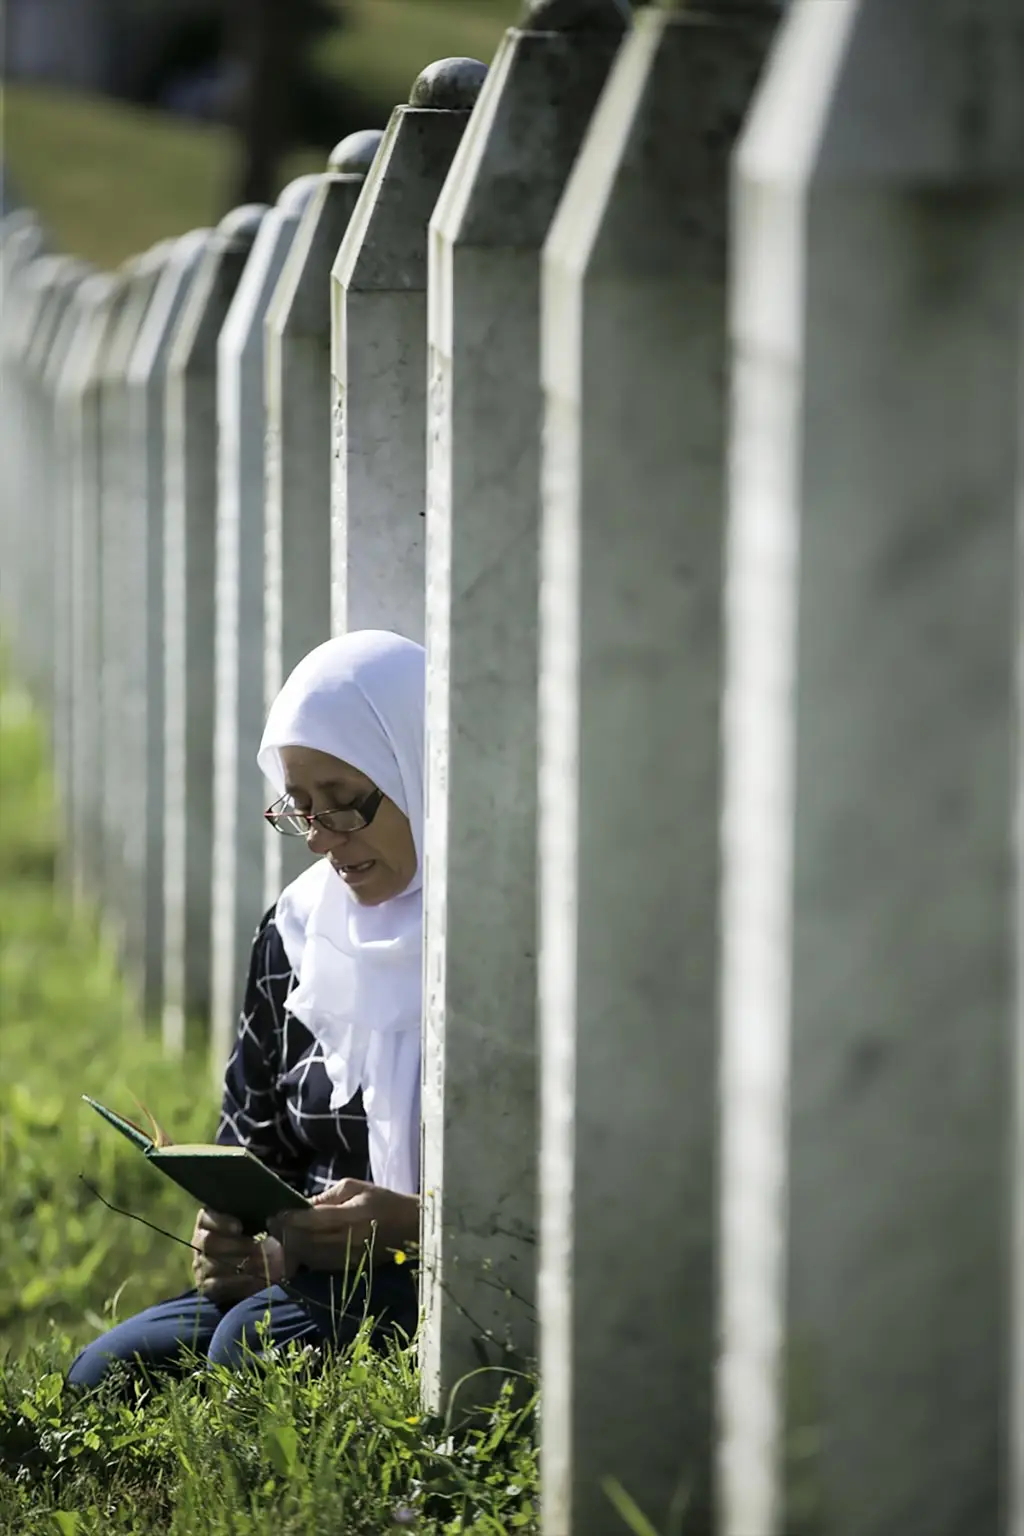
[257,630,425,1196]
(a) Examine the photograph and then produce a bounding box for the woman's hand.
[191,1208,289,1304]
[269,1179,419,1273]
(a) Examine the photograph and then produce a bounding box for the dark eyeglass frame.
[263,784,385,837]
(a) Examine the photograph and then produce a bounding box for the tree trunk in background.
[223,0,301,209]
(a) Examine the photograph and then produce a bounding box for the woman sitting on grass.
[69,630,425,1388]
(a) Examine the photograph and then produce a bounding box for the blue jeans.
[66,1264,418,1391]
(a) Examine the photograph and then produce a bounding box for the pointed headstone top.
[408,57,488,110]
[328,129,385,175]
[521,0,630,30]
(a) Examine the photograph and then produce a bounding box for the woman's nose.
[306,821,348,856]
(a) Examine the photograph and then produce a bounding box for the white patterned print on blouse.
[216,910,372,1197]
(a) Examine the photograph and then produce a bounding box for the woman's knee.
[66,1327,160,1391]
[66,1333,129,1391]
[206,1285,325,1369]
[65,1293,216,1390]
[206,1290,280,1369]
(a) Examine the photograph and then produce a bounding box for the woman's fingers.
[283,1203,363,1233]
[197,1207,243,1235]
[196,1230,255,1260]
[193,1252,252,1289]
[310,1178,366,1208]
[193,1226,259,1284]
[271,1198,389,1273]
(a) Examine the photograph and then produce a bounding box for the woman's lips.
[331,857,376,886]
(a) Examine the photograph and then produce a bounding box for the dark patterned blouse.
[215,907,371,1197]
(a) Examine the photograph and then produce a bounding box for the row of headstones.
[2,0,1023,1532]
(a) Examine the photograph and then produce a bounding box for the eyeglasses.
[263,785,385,837]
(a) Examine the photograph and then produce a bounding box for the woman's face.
[277,745,417,906]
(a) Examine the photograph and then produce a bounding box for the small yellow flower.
[405,1414,420,1425]
[393,1250,407,1265]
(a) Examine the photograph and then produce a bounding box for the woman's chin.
[333,862,389,905]
[327,855,413,906]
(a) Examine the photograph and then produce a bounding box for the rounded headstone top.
[19,254,71,291]
[328,129,384,175]
[132,239,172,278]
[175,227,214,261]
[143,237,174,267]
[53,257,94,287]
[277,173,322,215]
[520,0,630,29]
[75,271,121,310]
[408,57,488,110]
[216,202,269,246]
[0,207,39,240]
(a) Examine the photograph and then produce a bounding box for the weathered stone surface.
[0,254,51,676]
[44,266,97,871]
[330,60,486,644]
[408,55,491,109]
[162,205,267,1052]
[123,229,213,1018]
[720,3,1024,1534]
[537,5,776,1530]
[56,274,128,904]
[211,176,321,1071]
[420,0,628,1420]
[98,246,172,976]
[10,258,85,709]
[263,132,382,910]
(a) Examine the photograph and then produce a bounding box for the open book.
[83,1095,311,1235]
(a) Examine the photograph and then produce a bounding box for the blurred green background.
[3,0,523,270]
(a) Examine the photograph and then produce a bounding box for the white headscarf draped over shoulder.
[257,630,425,1196]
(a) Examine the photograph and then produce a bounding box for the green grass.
[0,678,222,1350]
[1,0,519,269]
[0,1333,540,1535]
[0,666,542,1531]
[315,0,519,108]
[0,85,322,270]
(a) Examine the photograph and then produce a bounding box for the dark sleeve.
[215,907,308,1188]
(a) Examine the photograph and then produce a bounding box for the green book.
[83,1095,311,1236]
